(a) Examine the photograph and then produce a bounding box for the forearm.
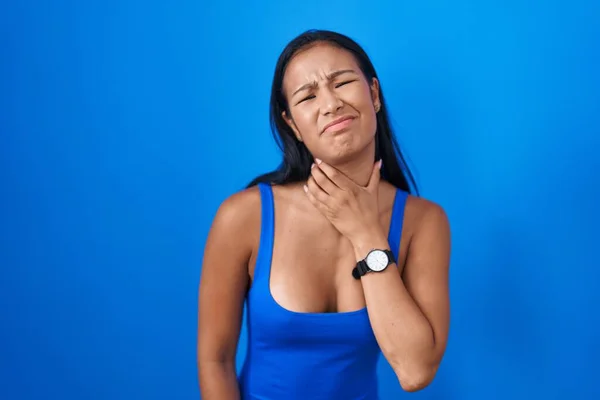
[198,361,240,400]
[353,236,437,389]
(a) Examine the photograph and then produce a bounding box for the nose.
[319,88,343,115]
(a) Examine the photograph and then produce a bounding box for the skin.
[197,42,451,398]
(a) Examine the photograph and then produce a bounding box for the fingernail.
[315,158,322,164]
[311,163,315,169]
[378,160,383,169]
[303,184,308,192]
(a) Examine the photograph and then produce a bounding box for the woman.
[197,29,451,399]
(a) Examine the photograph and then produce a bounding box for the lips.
[322,115,355,133]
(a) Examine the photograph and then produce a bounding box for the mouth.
[322,115,355,134]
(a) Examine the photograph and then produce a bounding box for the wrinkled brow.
[291,69,357,97]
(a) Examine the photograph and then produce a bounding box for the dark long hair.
[246,29,419,195]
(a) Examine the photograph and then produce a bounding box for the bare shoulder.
[206,185,262,258]
[212,185,261,228]
[404,194,451,241]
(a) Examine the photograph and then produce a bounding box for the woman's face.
[282,43,381,164]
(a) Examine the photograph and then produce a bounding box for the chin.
[324,146,365,165]
[323,134,374,164]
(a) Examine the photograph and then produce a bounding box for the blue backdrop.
[1,1,599,399]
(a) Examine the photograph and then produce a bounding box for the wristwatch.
[352,249,396,279]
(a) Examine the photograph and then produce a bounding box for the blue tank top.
[238,183,408,399]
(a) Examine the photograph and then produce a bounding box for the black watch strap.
[352,260,368,279]
[384,249,396,264]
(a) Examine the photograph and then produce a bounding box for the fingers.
[313,158,353,190]
[304,181,328,210]
[305,159,346,210]
[305,171,329,204]
[310,162,342,196]
[305,158,381,206]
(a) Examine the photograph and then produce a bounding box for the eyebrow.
[291,69,358,97]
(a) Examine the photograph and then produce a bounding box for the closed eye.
[296,80,355,104]
[298,94,315,103]
[335,80,355,88]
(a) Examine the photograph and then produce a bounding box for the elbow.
[393,363,439,392]
[398,376,433,393]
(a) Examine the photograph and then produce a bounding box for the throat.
[324,142,377,186]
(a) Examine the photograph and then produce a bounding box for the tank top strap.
[388,189,408,262]
[255,182,275,284]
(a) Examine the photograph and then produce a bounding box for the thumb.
[367,160,382,191]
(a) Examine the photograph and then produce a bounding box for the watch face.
[366,250,389,272]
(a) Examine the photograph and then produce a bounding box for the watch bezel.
[365,249,390,272]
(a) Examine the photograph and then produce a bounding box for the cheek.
[359,114,378,141]
[348,85,375,118]
[356,97,377,133]
[292,107,319,137]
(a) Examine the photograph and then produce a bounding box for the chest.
[267,205,397,314]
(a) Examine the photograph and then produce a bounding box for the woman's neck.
[326,145,377,187]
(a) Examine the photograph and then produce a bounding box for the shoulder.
[405,194,450,240]
[213,185,262,224]
[402,194,451,278]
[208,185,263,248]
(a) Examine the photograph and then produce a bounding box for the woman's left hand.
[304,158,384,246]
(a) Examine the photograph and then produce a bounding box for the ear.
[282,110,303,142]
[370,77,381,113]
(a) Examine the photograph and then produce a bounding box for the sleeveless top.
[238,183,408,400]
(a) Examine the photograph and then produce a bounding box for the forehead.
[283,43,361,90]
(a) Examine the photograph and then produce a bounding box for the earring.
[375,103,381,112]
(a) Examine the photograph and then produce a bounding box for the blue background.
[1,1,599,399]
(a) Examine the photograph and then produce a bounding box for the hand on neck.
[330,158,376,187]
[321,145,378,188]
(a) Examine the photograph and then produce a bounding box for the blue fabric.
[238,183,408,399]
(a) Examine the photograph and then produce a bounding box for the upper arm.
[403,200,451,365]
[197,188,260,365]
